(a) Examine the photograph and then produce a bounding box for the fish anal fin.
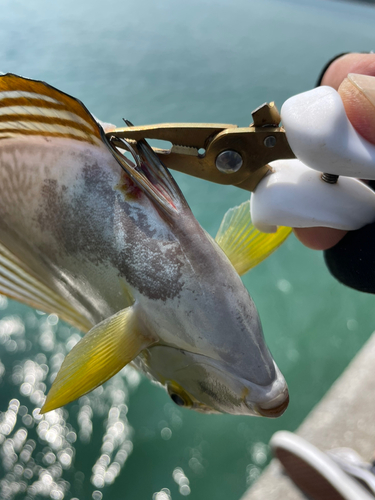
[41,306,155,413]
[215,200,292,276]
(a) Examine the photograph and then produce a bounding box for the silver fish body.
[0,74,288,417]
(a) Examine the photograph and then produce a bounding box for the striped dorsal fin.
[0,73,102,146]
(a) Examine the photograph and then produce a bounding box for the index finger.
[321,53,375,89]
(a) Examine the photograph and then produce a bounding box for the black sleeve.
[323,181,375,294]
[324,221,375,294]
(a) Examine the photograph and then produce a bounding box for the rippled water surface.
[1,0,375,499]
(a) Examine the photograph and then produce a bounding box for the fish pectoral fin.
[215,200,292,276]
[41,306,154,413]
[0,242,93,333]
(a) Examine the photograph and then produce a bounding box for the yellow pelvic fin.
[215,200,291,276]
[41,306,154,413]
[0,242,92,332]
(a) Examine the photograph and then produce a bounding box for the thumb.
[339,74,375,145]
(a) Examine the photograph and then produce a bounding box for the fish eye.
[167,382,193,408]
[170,393,186,407]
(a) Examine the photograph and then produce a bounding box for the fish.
[0,73,291,418]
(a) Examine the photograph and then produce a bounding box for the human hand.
[293,53,375,250]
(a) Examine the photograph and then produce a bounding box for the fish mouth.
[253,390,290,418]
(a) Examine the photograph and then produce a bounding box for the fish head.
[139,344,288,417]
[125,204,289,418]
[139,243,289,418]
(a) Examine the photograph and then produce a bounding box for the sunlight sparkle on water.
[0,308,142,499]
[173,467,191,496]
[153,488,172,500]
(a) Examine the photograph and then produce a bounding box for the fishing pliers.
[107,86,375,233]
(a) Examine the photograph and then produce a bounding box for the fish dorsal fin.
[215,200,292,276]
[104,134,189,218]
[0,73,102,146]
[0,73,188,218]
[41,306,155,413]
[0,242,93,332]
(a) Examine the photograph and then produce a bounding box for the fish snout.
[245,363,289,418]
[255,389,290,418]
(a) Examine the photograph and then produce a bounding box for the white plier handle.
[251,86,375,232]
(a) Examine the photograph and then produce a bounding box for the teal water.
[1,0,375,499]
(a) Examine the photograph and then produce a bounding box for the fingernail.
[348,73,375,107]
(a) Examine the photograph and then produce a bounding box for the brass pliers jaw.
[106,102,295,192]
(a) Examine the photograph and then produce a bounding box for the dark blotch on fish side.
[36,152,185,301]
